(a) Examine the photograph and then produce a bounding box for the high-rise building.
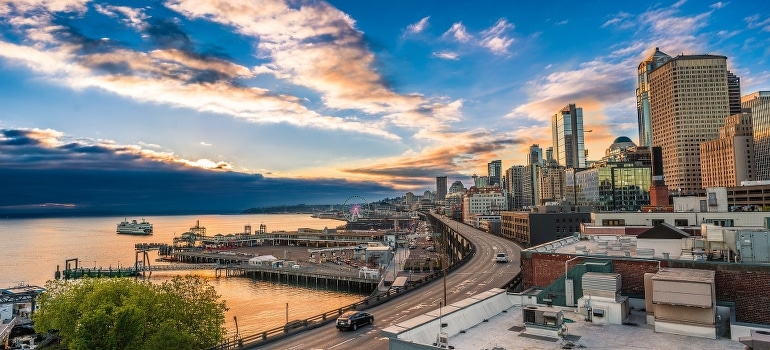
[488,160,502,187]
[727,71,742,116]
[545,147,554,165]
[538,164,565,204]
[648,53,730,194]
[637,47,672,147]
[505,165,525,210]
[528,144,543,165]
[436,176,447,201]
[700,111,754,187]
[521,164,540,207]
[743,91,770,181]
[552,104,586,169]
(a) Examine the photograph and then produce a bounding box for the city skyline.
[1,1,769,215]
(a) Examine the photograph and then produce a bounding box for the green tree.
[33,276,228,350]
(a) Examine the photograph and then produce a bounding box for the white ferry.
[116,218,153,235]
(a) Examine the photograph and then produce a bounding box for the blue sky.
[0,0,769,215]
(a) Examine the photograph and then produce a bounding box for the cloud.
[443,22,472,43]
[0,127,400,216]
[166,0,450,128]
[601,12,633,29]
[745,14,770,32]
[94,4,149,30]
[709,2,728,9]
[200,141,212,146]
[342,128,524,182]
[479,19,514,55]
[556,20,568,26]
[432,51,459,60]
[1,0,469,146]
[404,16,430,36]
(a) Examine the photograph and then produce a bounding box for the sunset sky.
[1,0,769,215]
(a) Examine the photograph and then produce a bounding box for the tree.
[33,276,228,350]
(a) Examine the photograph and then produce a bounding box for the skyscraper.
[488,160,502,187]
[528,144,543,165]
[743,91,770,181]
[505,165,525,210]
[637,47,672,147]
[552,104,586,169]
[648,53,730,194]
[436,176,447,201]
[727,71,742,116]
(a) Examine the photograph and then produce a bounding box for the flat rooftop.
[447,306,743,350]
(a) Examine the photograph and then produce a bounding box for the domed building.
[567,136,653,211]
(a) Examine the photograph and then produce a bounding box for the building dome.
[607,136,637,155]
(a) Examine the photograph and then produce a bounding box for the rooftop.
[447,305,743,350]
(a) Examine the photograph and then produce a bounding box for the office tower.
[405,192,415,207]
[528,144,543,165]
[637,47,672,147]
[545,147,554,165]
[648,53,730,195]
[727,71,742,116]
[743,91,770,180]
[552,104,586,169]
[488,160,502,187]
[700,111,754,187]
[538,165,565,204]
[436,176,447,201]
[521,164,539,207]
[505,165,525,209]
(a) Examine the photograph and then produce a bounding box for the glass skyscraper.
[636,47,672,147]
[552,104,586,169]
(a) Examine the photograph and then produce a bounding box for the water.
[0,214,366,337]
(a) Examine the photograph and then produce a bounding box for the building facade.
[488,160,502,187]
[727,71,742,116]
[462,187,507,224]
[505,165,525,210]
[648,53,731,195]
[501,209,591,247]
[637,47,673,147]
[538,165,565,204]
[700,111,755,188]
[529,144,543,165]
[742,91,770,181]
[552,104,586,169]
[436,176,448,202]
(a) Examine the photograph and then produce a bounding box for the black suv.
[336,311,374,331]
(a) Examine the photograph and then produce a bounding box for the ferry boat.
[116,218,153,235]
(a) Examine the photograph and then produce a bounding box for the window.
[674,219,689,226]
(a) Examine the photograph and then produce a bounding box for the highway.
[254,214,523,350]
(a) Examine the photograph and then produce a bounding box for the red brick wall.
[612,259,664,295]
[714,270,770,324]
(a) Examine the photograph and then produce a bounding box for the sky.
[1,0,769,216]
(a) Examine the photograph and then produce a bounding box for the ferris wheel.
[343,196,369,222]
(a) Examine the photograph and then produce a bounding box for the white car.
[495,252,509,263]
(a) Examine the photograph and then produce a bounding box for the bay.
[0,214,367,337]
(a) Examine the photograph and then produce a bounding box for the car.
[336,311,374,331]
[496,252,509,263]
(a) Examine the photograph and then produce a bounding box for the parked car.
[336,311,374,331]
[496,252,509,263]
